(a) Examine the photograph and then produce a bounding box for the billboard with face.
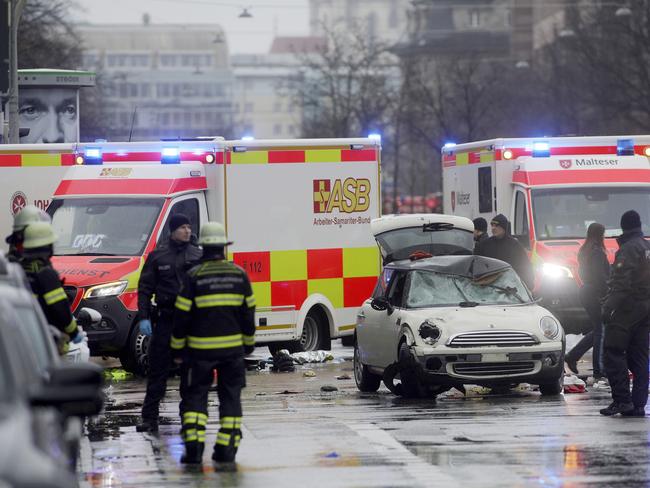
[19,87,78,143]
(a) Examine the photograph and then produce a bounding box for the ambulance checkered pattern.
[0,151,75,167]
[232,246,380,310]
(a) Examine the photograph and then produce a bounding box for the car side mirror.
[76,307,102,328]
[32,363,104,417]
[371,297,393,314]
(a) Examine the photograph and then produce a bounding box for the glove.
[244,345,255,356]
[139,319,152,337]
[72,332,84,344]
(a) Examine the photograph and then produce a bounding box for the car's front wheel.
[539,377,563,396]
[354,340,381,392]
[398,342,428,398]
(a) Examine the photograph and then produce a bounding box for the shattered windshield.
[49,198,164,256]
[375,225,473,263]
[405,268,532,308]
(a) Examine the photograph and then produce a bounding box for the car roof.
[371,213,474,236]
[386,254,511,279]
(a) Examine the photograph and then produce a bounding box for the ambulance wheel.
[296,308,329,352]
[120,326,149,377]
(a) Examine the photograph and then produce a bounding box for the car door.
[375,270,409,367]
[357,267,394,367]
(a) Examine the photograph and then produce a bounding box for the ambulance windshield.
[532,187,650,239]
[48,198,164,256]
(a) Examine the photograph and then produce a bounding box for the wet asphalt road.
[79,342,650,488]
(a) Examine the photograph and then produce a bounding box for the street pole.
[7,0,24,143]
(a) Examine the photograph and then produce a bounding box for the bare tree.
[18,0,82,69]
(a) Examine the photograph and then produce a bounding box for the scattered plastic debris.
[513,383,532,392]
[276,390,303,395]
[336,374,351,380]
[320,385,338,392]
[271,350,295,372]
[292,350,334,364]
[324,452,340,458]
[563,374,586,393]
[303,370,316,377]
[103,368,133,380]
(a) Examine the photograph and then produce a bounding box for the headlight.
[540,315,561,340]
[419,320,441,345]
[84,281,128,299]
[540,262,574,279]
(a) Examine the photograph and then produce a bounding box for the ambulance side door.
[157,193,207,244]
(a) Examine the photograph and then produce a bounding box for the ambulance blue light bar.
[532,141,550,157]
[161,146,180,164]
[79,147,103,165]
[368,133,381,142]
[617,138,634,156]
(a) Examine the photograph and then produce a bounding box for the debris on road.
[271,350,296,372]
[321,385,338,392]
[563,374,587,393]
[292,350,334,364]
[303,370,316,377]
[336,374,351,380]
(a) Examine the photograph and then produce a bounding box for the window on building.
[470,9,480,28]
[173,113,181,125]
[184,112,191,125]
[140,84,150,97]
[160,54,177,67]
[172,84,181,97]
[128,84,138,97]
[157,83,170,97]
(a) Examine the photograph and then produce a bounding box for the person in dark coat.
[565,223,609,378]
[136,213,202,433]
[473,217,488,253]
[600,210,650,417]
[475,214,534,289]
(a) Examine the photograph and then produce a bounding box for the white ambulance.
[0,144,75,235]
[441,136,650,334]
[44,138,381,374]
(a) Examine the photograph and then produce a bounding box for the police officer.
[5,205,51,262]
[600,210,650,417]
[171,222,255,465]
[136,213,202,433]
[21,221,81,346]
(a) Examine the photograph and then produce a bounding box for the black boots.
[600,401,635,416]
[135,419,159,433]
[181,442,205,464]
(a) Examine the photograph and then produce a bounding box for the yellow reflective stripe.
[242,334,255,346]
[234,434,241,447]
[44,287,67,305]
[195,293,244,308]
[220,416,241,429]
[197,415,207,427]
[175,295,192,312]
[216,432,231,446]
[64,318,77,335]
[245,295,256,308]
[187,334,243,349]
[170,336,186,349]
[183,412,198,424]
[184,429,198,442]
[197,432,206,442]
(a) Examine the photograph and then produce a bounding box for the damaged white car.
[354,214,565,398]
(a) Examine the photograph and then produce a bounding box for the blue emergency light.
[443,142,457,149]
[83,147,103,165]
[617,138,634,156]
[161,147,180,164]
[368,133,381,142]
[532,141,550,157]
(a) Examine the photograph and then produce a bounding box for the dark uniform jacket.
[603,229,650,326]
[138,238,202,320]
[473,232,488,254]
[22,256,78,340]
[475,235,534,289]
[578,243,610,300]
[170,258,255,360]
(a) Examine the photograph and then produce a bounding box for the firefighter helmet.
[23,222,58,249]
[198,222,232,246]
[12,205,50,231]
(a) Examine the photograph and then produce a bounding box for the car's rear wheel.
[539,377,563,396]
[398,342,428,398]
[353,340,381,392]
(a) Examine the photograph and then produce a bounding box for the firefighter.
[171,222,255,465]
[21,221,81,346]
[136,213,202,433]
[600,210,650,417]
[5,205,51,262]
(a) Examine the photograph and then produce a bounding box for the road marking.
[346,422,457,486]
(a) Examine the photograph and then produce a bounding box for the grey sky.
[72,0,310,54]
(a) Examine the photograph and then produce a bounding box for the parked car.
[0,253,104,486]
[353,215,565,398]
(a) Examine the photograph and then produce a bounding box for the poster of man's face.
[19,87,78,143]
